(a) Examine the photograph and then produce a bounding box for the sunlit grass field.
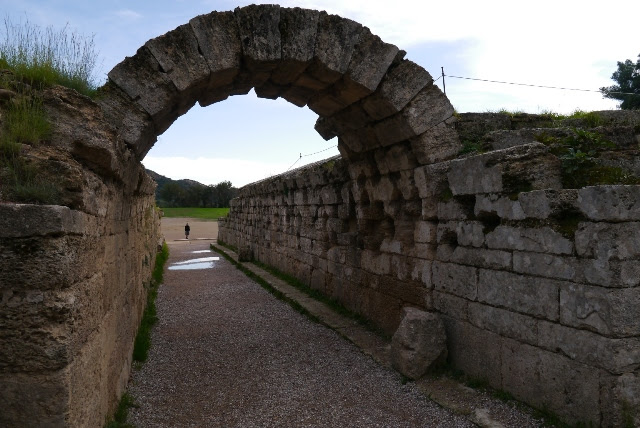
[159,207,229,219]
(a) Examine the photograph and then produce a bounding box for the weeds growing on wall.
[0,16,100,96]
[0,72,62,204]
[537,128,639,188]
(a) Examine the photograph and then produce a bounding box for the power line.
[286,144,338,172]
[444,74,639,96]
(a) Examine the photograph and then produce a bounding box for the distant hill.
[145,169,236,208]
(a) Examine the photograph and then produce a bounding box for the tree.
[601,54,640,110]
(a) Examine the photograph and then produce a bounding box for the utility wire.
[286,144,338,172]
[445,74,639,96]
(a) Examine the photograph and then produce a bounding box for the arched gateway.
[97,5,455,162]
[2,5,639,427]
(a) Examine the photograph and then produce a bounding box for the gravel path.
[126,241,475,427]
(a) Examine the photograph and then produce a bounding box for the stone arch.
[97,4,455,165]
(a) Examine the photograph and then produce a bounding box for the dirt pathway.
[126,239,475,427]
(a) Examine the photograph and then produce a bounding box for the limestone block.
[444,318,503,390]
[437,221,484,248]
[500,338,601,425]
[373,143,417,174]
[410,124,461,166]
[575,222,640,260]
[360,250,391,275]
[414,162,450,199]
[432,261,478,300]
[235,5,281,72]
[362,59,433,121]
[477,269,560,321]
[374,84,454,145]
[339,126,380,154]
[560,283,640,337]
[189,11,242,105]
[107,46,190,134]
[271,7,320,85]
[601,372,640,427]
[538,321,640,375]
[304,12,363,85]
[414,221,437,244]
[94,82,156,160]
[0,204,87,238]
[411,258,433,288]
[432,291,468,320]
[468,302,537,345]
[513,251,576,280]
[485,225,573,255]
[448,247,512,270]
[447,156,503,195]
[0,372,68,426]
[436,199,473,221]
[518,190,552,219]
[474,194,525,220]
[145,23,210,95]
[391,308,447,379]
[577,185,640,221]
[326,28,398,110]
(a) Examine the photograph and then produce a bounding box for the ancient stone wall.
[220,111,640,426]
[0,85,160,426]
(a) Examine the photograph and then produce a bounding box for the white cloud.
[114,9,142,20]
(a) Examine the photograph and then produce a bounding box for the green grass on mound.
[159,207,229,219]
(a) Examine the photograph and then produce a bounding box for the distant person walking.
[185,223,190,239]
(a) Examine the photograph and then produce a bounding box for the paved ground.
[125,219,547,427]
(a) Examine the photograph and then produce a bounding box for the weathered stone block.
[391,308,447,379]
[107,46,191,134]
[432,261,478,300]
[414,221,437,244]
[330,28,399,108]
[486,225,573,255]
[577,185,640,221]
[448,247,512,270]
[560,283,640,337]
[409,124,461,166]
[374,84,454,145]
[447,157,502,195]
[432,291,468,320]
[437,221,485,247]
[513,251,576,280]
[468,302,537,345]
[575,222,640,260]
[477,269,560,321]
[444,318,503,390]
[362,59,433,121]
[271,7,320,85]
[235,5,281,71]
[601,372,640,427]
[96,82,157,159]
[145,23,210,95]
[501,338,601,425]
[474,194,525,220]
[373,143,417,174]
[304,12,363,86]
[538,321,640,374]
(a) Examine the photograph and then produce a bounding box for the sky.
[2,0,638,187]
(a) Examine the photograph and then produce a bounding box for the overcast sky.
[3,0,638,187]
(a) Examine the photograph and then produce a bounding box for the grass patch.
[0,16,100,96]
[132,242,169,363]
[458,139,486,156]
[104,392,138,428]
[159,207,229,219]
[0,82,61,204]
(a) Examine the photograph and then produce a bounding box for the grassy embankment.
[159,207,229,219]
